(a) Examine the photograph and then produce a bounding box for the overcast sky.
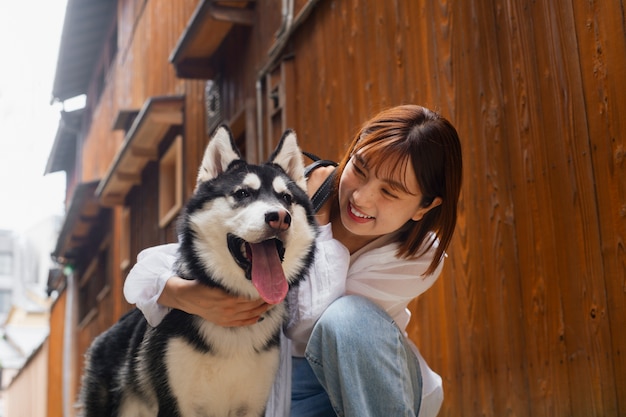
[0,0,68,232]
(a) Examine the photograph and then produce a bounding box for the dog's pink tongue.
[249,240,288,304]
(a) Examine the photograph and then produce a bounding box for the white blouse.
[123,223,444,417]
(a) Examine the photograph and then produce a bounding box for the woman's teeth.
[350,204,373,219]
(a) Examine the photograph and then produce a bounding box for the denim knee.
[306,295,396,359]
[321,294,393,325]
[303,295,423,416]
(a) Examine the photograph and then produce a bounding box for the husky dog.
[78,126,317,417]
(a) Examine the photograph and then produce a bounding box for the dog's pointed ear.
[196,126,242,188]
[269,130,307,191]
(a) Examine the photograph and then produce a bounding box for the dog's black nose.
[266,210,291,231]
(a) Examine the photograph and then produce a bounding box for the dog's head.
[177,126,317,304]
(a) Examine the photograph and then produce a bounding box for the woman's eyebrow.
[354,153,414,194]
[353,153,367,167]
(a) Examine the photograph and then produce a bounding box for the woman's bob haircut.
[332,105,463,276]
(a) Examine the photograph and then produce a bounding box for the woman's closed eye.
[352,159,401,199]
[381,188,399,199]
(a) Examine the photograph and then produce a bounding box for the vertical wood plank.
[571,0,626,414]
[489,2,575,415]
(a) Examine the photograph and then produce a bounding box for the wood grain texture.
[287,2,625,414]
[56,1,625,416]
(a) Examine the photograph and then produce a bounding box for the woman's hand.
[307,165,335,225]
[158,276,271,327]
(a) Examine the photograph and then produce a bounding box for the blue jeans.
[291,295,423,417]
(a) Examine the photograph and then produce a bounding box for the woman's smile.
[347,201,374,223]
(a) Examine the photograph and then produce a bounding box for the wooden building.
[44,1,625,416]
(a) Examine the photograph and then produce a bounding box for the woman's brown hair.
[332,105,463,275]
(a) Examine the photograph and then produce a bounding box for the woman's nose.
[352,182,375,205]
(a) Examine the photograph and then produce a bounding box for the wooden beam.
[170,1,254,79]
[132,146,159,160]
[97,96,184,205]
[173,58,216,79]
[209,3,254,25]
[115,171,142,185]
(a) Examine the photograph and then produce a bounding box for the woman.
[124,104,463,416]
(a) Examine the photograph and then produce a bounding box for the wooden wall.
[277,1,625,416]
[47,290,66,417]
[67,0,206,413]
[61,0,625,416]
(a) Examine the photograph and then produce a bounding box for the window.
[78,243,111,326]
[264,59,294,158]
[159,135,183,228]
[205,78,222,135]
[0,252,12,276]
[92,22,118,110]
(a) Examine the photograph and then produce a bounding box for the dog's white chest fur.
[165,338,279,416]
[122,333,281,417]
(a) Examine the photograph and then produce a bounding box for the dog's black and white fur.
[78,126,317,417]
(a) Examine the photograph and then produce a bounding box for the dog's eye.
[281,193,292,205]
[233,189,250,200]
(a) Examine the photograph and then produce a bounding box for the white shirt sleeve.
[123,243,180,327]
[285,223,349,356]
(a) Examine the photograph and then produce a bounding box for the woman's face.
[337,152,438,238]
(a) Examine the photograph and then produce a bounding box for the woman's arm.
[159,277,270,327]
[124,243,270,327]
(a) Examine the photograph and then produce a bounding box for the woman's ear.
[411,197,443,221]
